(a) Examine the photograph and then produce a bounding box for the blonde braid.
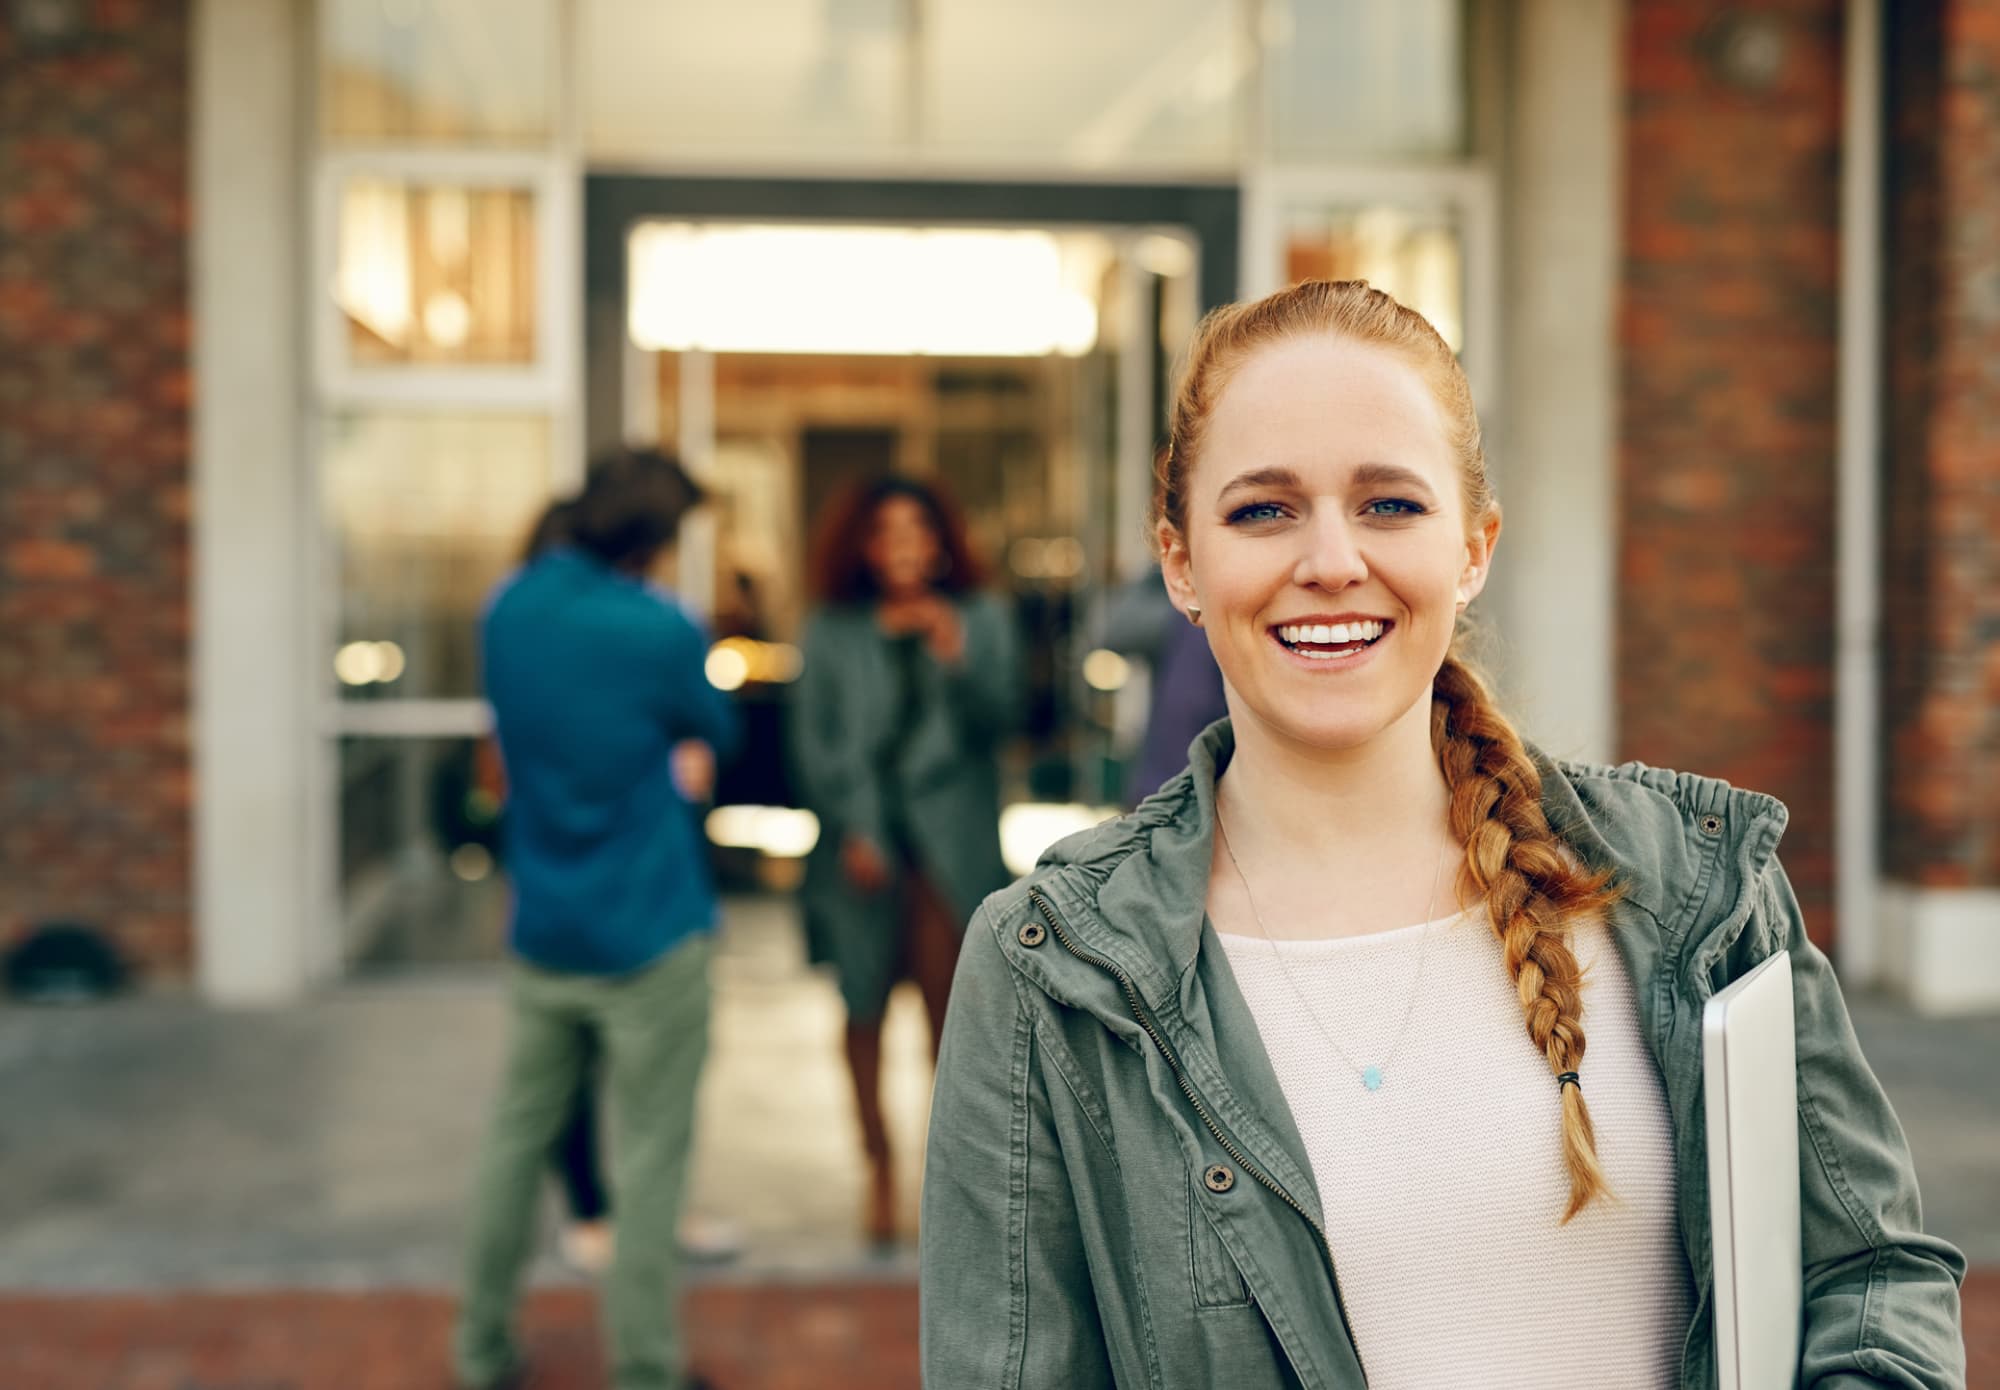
[1433,653,1620,1221]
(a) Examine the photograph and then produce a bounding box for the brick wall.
[1882,0,2000,887]
[1619,1,1845,947]
[0,4,192,979]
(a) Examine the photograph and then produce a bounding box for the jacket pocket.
[1189,1173,1254,1309]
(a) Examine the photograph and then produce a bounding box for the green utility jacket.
[921,720,1966,1389]
[788,594,1019,1016]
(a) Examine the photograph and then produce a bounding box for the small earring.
[1187,604,1203,626]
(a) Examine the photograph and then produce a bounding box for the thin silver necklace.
[1215,799,1450,1094]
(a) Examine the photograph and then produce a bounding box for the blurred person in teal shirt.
[456,448,736,1390]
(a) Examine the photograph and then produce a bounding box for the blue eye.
[1226,501,1289,525]
[1365,498,1426,517]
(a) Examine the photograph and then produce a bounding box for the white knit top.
[1216,909,1694,1389]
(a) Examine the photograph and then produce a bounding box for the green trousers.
[455,935,711,1390]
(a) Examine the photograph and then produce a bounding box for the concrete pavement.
[0,894,1993,1384]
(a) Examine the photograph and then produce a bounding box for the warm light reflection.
[1135,232,1197,278]
[705,645,749,692]
[706,638,803,691]
[705,805,821,858]
[1082,648,1130,692]
[1009,536,1086,582]
[335,181,413,347]
[450,844,494,881]
[629,224,1102,357]
[1000,802,1123,878]
[422,290,472,348]
[334,639,407,686]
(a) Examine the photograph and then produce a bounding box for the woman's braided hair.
[1159,279,1620,1220]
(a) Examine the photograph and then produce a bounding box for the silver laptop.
[1703,948,1804,1390]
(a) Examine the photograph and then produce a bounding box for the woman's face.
[1161,334,1499,754]
[864,493,943,598]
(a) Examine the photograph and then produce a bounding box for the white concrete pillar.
[1489,0,1624,765]
[192,0,314,1003]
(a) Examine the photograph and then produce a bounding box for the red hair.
[809,475,986,604]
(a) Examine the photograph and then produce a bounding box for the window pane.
[326,413,552,701]
[1264,0,1465,161]
[335,178,538,368]
[322,0,555,145]
[925,0,1241,170]
[1283,204,1465,353]
[340,736,510,969]
[584,0,1242,170]
[583,0,912,164]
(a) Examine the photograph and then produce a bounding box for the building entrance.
[335,190,1220,971]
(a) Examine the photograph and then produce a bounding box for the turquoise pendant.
[1361,1066,1384,1092]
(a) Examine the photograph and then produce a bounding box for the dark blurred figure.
[456,448,735,1390]
[788,476,1019,1244]
[1101,564,1228,805]
[520,495,577,561]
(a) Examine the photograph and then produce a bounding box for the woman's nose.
[1292,514,1368,590]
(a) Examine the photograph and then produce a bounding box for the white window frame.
[311,148,575,408]
[306,155,581,972]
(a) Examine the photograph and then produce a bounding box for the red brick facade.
[1882,0,2000,888]
[0,4,193,978]
[1619,1,1846,947]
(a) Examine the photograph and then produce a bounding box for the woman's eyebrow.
[1215,462,1439,500]
[1348,462,1438,496]
[1215,466,1301,500]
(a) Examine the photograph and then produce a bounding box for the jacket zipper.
[1027,887,1360,1358]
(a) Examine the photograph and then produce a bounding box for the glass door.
[622,220,1200,878]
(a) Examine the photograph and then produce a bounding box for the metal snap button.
[1699,813,1724,836]
[1202,1163,1235,1194]
[1017,920,1047,948]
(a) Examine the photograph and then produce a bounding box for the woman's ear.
[1157,521,1202,621]
[1457,508,1503,609]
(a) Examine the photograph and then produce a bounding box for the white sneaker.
[677,1210,745,1263]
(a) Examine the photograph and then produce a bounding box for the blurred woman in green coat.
[788,476,1019,1243]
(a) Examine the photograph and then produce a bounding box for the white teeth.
[1277,620,1386,647]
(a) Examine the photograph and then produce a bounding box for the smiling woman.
[1160,324,1499,779]
[919,280,1966,1390]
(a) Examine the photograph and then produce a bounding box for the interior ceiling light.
[629,223,1101,357]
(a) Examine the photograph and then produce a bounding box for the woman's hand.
[842,834,892,893]
[879,595,964,665]
[920,598,965,664]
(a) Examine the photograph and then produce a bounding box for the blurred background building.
[1,0,1996,1016]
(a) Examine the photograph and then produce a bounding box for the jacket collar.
[1030,716,1792,1007]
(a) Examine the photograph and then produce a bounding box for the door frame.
[580,175,1243,461]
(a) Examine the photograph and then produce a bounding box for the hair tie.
[1556,1071,1581,1092]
